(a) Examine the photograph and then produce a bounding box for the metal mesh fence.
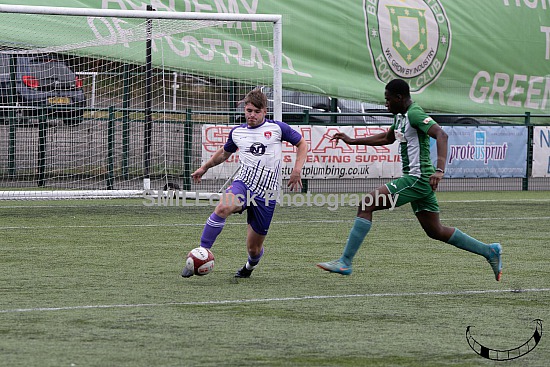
[2,113,550,193]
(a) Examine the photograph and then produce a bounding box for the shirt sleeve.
[275,121,302,145]
[223,126,239,153]
[409,105,436,135]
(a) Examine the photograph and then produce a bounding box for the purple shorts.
[226,180,276,236]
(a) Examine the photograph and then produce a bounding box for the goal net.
[0,5,282,200]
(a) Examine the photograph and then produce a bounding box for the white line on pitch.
[1,216,550,230]
[1,288,549,314]
[439,199,550,203]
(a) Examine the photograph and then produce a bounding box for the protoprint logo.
[363,0,451,92]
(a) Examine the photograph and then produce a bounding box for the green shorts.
[385,175,440,213]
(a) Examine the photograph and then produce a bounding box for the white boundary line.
[1,217,550,231]
[1,288,549,314]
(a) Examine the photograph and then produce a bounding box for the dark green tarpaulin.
[0,0,548,114]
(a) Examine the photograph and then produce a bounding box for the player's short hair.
[386,79,410,98]
[243,89,268,110]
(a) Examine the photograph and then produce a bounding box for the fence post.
[301,178,309,193]
[330,97,338,124]
[122,64,130,179]
[523,112,533,191]
[301,109,310,192]
[183,109,192,191]
[7,55,17,177]
[302,109,310,124]
[37,111,47,187]
[107,106,115,190]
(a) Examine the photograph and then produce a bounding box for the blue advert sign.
[430,126,527,178]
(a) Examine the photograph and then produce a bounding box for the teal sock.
[340,217,372,266]
[447,228,491,258]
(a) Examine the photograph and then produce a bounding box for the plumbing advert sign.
[200,124,402,180]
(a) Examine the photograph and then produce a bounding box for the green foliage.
[0,191,549,366]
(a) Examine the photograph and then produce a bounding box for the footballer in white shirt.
[183,89,307,278]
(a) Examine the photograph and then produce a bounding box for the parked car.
[0,54,86,125]
[239,86,392,125]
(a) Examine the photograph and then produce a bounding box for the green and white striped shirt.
[391,102,436,178]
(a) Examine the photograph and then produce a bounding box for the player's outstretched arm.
[191,147,232,184]
[331,129,395,146]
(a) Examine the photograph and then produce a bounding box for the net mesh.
[0,8,276,198]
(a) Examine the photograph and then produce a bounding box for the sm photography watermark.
[142,189,399,211]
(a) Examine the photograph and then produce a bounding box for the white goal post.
[0,4,282,200]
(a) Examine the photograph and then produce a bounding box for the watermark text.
[143,189,399,211]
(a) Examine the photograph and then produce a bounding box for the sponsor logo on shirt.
[247,142,267,156]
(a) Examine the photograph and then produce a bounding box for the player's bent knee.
[356,203,377,218]
[215,202,240,217]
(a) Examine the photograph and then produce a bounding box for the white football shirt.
[224,119,302,198]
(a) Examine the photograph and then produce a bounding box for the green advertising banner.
[0,0,548,115]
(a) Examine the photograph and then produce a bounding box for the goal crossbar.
[0,4,282,23]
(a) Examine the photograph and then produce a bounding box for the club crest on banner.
[363,0,451,92]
